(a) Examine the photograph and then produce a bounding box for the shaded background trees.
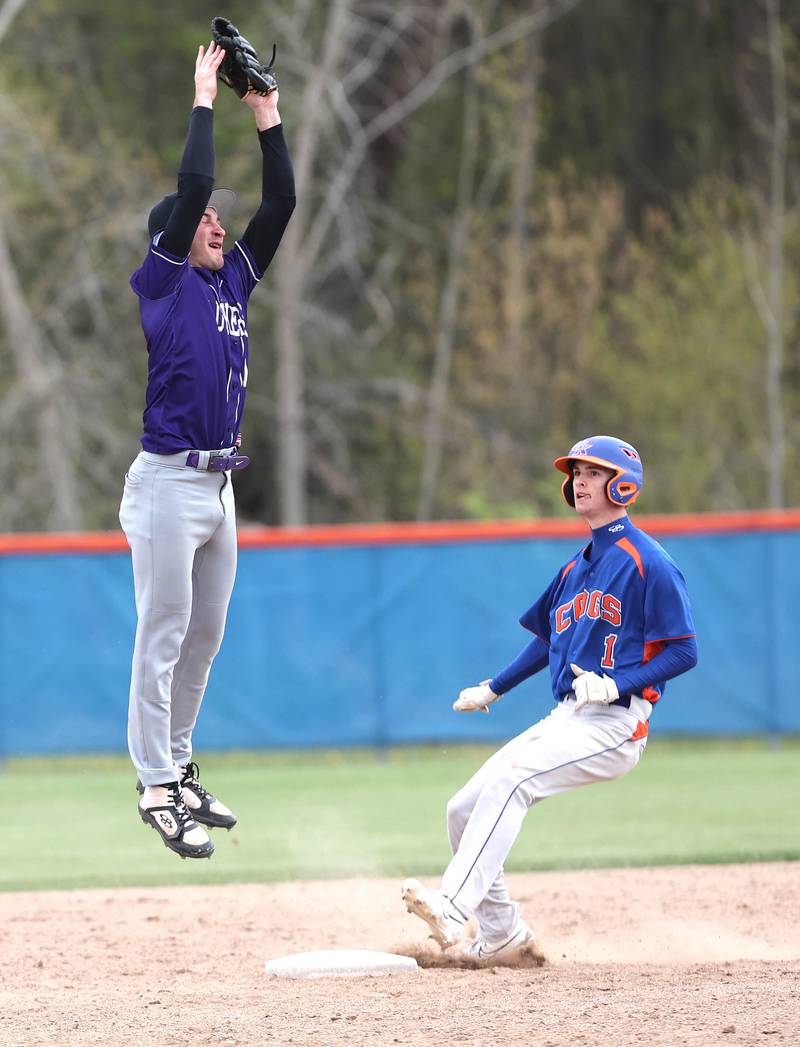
[0,0,798,530]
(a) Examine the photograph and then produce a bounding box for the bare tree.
[0,10,156,530]
[740,0,789,508]
[0,0,28,41]
[762,0,788,508]
[416,45,480,520]
[273,0,357,525]
[0,0,82,528]
[0,212,80,528]
[265,0,583,523]
[503,28,542,371]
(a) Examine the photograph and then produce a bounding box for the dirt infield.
[1,863,797,1047]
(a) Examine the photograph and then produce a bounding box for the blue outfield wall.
[0,522,797,756]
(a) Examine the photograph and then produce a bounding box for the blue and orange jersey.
[519,516,695,703]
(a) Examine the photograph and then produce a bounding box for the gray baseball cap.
[147,187,236,237]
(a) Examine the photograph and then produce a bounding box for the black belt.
[562,693,632,709]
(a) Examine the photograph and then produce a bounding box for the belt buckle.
[186,449,250,471]
[209,452,250,472]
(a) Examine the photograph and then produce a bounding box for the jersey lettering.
[215,301,249,338]
[555,588,623,634]
[601,593,622,627]
[555,604,572,633]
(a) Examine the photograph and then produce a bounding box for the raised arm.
[239,90,296,273]
[159,42,226,257]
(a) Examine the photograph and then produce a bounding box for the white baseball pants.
[119,451,237,786]
[442,696,649,940]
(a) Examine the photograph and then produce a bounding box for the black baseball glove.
[211,16,277,98]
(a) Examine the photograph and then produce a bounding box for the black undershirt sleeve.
[159,106,215,258]
[241,123,296,273]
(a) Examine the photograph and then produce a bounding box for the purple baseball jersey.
[520,516,695,704]
[130,236,262,453]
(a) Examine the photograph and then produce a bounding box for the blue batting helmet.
[553,435,643,507]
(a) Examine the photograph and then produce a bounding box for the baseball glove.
[211,16,277,98]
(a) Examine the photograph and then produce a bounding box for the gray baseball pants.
[119,451,237,787]
[442,697,649,940]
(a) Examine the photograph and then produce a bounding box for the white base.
[265,949,419,979]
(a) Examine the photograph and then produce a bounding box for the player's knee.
[446,790,472,837]
[482,769,536,811]
[186,620,226,661]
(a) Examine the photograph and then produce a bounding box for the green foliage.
[1,740,797,892]
[593,181,800,510]
[1,1,799,527]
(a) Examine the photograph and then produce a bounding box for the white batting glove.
[570,663,619,710]
[453,680,501,714]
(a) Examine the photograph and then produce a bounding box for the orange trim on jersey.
[615,537,644,578]
[630,720,649,741]
[560,558,578,581]
[645,633,695,645]
[643,640,666,663]
[641,640,667,703]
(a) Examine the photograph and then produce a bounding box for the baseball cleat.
[138,781,215,859]
[401,878,467,949]
[179,761,237,830]
[463,921,536,963]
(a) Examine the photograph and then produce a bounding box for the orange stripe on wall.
[0,508,799,556]
[0,532,129,555]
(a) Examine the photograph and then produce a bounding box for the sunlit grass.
[1,738,797,891]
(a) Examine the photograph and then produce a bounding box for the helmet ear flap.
[614,480,639,504]
[607,477,640,506]
[562,475,575,507]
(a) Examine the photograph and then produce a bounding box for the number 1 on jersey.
[601,633,617,669]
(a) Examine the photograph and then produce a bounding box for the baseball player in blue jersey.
[119,40,295,859]
[402,436,697,960]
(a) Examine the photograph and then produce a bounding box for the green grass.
[1,739,797,892]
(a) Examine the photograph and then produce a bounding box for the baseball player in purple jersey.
[402,436,697,960]
[119,41,295,859]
